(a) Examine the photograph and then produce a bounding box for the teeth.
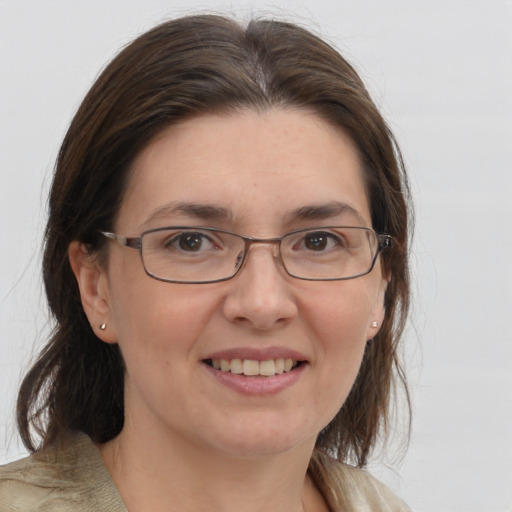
[242,359,260,376]
[230,359,243,374]
[259,359,275,376]
[210,358,300,376]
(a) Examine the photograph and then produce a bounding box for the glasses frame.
[101,226,393,284]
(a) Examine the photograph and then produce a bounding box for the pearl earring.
[371,321,379,328]
[99,323,107,331]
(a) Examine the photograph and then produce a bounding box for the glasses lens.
[281,227,377,280]
[141,228,245,283]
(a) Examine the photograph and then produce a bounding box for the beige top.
[0,431,410,511]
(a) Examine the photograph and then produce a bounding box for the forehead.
[117,109,371,233]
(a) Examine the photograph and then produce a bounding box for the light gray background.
[1,1,511,511]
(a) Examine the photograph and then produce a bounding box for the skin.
[69,108,387,512]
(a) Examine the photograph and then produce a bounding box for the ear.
[366,277,388,341]
[68,241,118,343]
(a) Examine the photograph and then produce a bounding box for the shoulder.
[0,431,126,512]
[310,450,411,512]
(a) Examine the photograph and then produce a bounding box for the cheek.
[300,283,377,400]
[109,275,220,365]
[109,282,223,420]
[303,281,377,345]
[313,304,368,386]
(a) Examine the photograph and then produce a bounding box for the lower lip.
[203,363,306,396]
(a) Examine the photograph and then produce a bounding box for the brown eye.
[179,233,204,251]
[304,233,330,251]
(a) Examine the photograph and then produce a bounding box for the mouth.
[203,358,305,377]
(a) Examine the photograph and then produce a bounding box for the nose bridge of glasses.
[241,236,283,267]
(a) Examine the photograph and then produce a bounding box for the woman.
[0,14,412,511]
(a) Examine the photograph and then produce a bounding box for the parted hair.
[17,14,412,467]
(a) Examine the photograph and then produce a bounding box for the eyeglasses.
[101,226,392,284]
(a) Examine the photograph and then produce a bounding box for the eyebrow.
[140,201,232,228]
[285,201,366,225]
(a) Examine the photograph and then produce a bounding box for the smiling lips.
[203,352,307,395]
[207,358,300,377]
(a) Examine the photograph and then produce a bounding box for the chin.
[213,436,312,459]
[202,415,319,459]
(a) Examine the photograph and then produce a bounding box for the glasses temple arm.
[101,231,142,250]
[377,234,393,250]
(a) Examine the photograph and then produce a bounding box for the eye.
[166,231,217,252]
[300,231,341,252]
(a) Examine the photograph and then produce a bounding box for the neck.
[99,422,325,512]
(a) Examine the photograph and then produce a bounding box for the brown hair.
[17,14,412,467]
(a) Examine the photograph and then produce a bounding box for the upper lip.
[203,347,308,362]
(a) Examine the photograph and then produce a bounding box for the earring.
[371,321,379,328]
[99,323,107,331]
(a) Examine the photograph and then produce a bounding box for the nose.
[222,244,298,331]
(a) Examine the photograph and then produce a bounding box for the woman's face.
[91,109,386,457]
